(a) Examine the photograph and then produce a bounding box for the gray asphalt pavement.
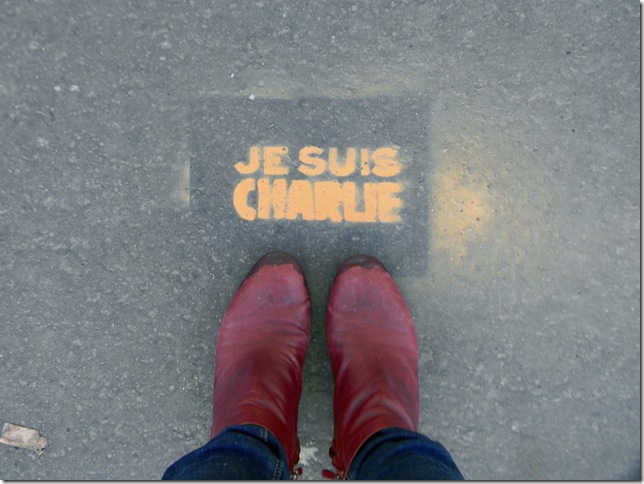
[0,1,640,479]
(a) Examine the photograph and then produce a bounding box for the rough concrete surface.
[0,0,640,480]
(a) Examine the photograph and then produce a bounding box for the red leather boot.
[210,252,311,475]
[326,255,420,478]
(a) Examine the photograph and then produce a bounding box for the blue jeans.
[162,424,464,480]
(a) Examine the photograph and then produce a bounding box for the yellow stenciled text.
[232,145,404,223]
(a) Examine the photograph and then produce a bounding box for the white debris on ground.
[298,445,319,466]
[0,423,48,455]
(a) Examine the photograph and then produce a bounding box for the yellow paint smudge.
[431,151,491,264]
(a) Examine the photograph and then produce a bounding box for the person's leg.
[163,252,311,479]
[346,427,464,480]
[162,424,290,480]
[325,255,462,479]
